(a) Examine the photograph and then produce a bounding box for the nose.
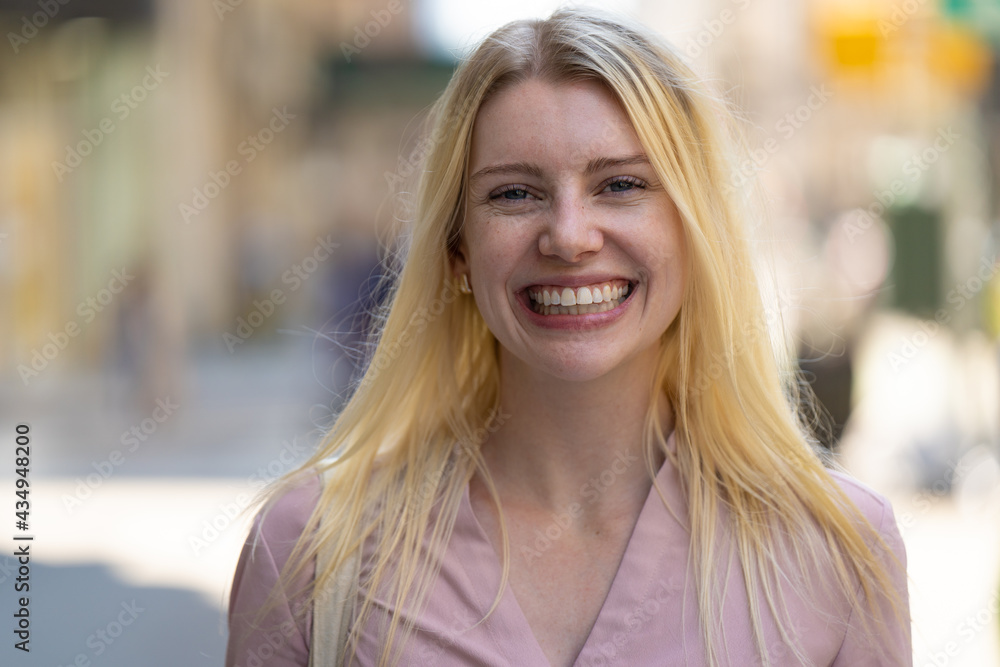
[537,199,604,262]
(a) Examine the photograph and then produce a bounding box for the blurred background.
[0,0,998,664]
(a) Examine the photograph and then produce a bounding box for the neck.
[478,346,672,519]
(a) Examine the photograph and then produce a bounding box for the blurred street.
[0,338,994,665]
[0,341,333,666]
[1,0,999,664]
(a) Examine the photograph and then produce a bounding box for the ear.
[450,235,471,279]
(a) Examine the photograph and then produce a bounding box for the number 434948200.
[15,444,29,524]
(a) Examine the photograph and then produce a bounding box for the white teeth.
[529,283,630,305]
[538,300,618,315]
[527,281,634,315]
[531,295,626,315]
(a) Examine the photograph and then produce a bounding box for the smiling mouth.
[526,279,634,315]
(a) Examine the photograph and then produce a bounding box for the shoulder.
[824,468,903,551]
[252,472,324,552]
[236,472,324,582]
[225,472,323,667]
[822,469,912,665]
[826,469,889,521]
[236,471,324,595]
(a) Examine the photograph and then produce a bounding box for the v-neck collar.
[454,431,686,665]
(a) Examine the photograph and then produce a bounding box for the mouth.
[524,279,635,315]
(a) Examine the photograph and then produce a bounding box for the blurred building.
[0,0,438,408]
[1,2,998,665]
[0,0,998,466]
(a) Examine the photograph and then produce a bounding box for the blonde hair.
[257,9,906,666]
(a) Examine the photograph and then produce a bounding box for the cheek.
[468,226,527,276]
[658,223,687,277]
[635,223,684,268]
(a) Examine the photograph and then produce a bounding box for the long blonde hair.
[258,9,905,666]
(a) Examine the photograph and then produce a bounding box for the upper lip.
[518,274,635,291]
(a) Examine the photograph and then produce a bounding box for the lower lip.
[517,287,635,330]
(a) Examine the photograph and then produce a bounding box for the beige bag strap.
[309,467,361,667]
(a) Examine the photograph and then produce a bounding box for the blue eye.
[490,185,531,201]
[605,177,644,193]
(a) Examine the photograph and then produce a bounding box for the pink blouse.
[226,438,911,666]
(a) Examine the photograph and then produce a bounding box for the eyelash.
[488,176,647,202]
[603,176,645,193]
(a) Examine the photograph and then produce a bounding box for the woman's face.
[454,77,687,382]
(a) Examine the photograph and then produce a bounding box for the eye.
[489,185,534,202]
[602,176,646,194]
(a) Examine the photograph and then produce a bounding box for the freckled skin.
[453,78,687,666]
[454,77,686,383]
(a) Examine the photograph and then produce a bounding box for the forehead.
[468,78,644,171]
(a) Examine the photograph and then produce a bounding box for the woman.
[226,9,911,666]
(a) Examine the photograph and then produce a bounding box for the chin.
[511,349,632,384]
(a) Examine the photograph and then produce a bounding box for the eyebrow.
[469,153,650,182]
[583,154,650,176]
